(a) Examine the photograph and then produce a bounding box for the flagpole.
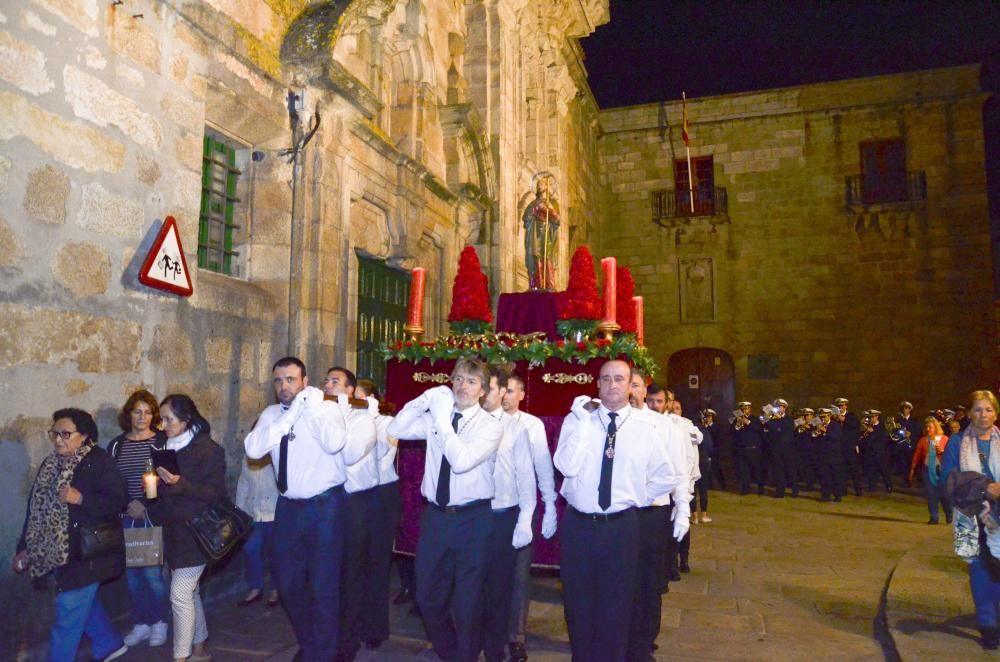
[683,92,694,213]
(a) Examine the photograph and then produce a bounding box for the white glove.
[336,392,350,413]
[366,395,379,416]
[672,514,690,541]
[541,503,558,539]
[512,522,533,548]
[424,385,454,408]
[571,395,595,421]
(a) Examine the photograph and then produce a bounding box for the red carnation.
[448,246,493,324]
[558,246,601,321]
[615,266,637,333]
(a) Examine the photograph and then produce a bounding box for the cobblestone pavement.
[112,488,983,661]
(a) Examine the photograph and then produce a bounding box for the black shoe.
[833,497,842,502]
[981,627,1000,650]
[927,518,938,525]
[508,642,528,662]
[946,515,953,524]
[740,489,750,495]
[886,485,893,493]
[669,570,681,582]
[680,561,691,573]
[819,497,830,502]
[393,588,414,605]
[855,490,862,497]
[364,639,384,650]
[757,487,765,495]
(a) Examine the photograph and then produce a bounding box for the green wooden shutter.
[356,255,410,389]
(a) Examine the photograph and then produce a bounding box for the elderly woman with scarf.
[12,408,129,662]
[941,390,1000,650]
[148,394,226,662]
[908,417,952,525]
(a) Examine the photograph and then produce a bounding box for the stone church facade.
[0,0,995,649]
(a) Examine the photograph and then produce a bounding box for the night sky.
[580,0,1000,288]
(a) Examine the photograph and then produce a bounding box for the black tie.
[598,412,617,511]
[277,430,290,494]
[436,412,461,506]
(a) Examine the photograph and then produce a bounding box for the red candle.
[633,296,644,345]
[601,257,617,324]
[407,267,425,327]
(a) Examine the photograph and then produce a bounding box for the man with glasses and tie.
[554,360,682,662]
[387,357,504,662]
[244,357,369,662]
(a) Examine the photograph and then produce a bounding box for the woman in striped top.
[107,390,169,649]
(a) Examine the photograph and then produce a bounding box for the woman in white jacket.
[235,453,279,607]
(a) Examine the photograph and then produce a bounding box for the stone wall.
[597,65,996,414]
[0,0,607,654]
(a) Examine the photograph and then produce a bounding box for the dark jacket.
[18,445,128,592]
[149,431,226,568]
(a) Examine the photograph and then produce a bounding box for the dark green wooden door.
[356,254,410,389]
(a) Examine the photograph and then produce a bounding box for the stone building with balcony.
[597,64,995,417]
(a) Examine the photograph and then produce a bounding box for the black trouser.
[840,440,864,495]
[482,506,519,662]
[736,447,762,494]
[695,456,711,511]
[771,442,798,497]
[799,446,817,490]
[337,486,381,662]
[818,444,845,501]
[560,507,639,662]
[415,500,493,662]
[865,447,893,491]
[627,506,669,662]
[711,445,727,489]
[362,482,401,645]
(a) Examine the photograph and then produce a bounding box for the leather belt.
[430,498,490,514]
[568,505,634,521]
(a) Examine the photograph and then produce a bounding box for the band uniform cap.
[834,397,849,406]
[737,401,752,408]
[817,407,833,416]
[774,398,789,408]
[900,401,913,409]
[956,405,968,412]
[942,409,956,418]
[861,409,871,417]
[702,409,717,417]
[801,407,815,415]
[868,409,882,417]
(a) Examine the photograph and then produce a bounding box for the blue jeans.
[124,515,169,624]
[49,582,123,662]
[272,486,346,662]
[243,520,274,591]
[970,558,1000,628]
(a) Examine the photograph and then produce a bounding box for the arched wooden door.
[666,348,735,421]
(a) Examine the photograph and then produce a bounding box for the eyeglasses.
[48,430,78,441]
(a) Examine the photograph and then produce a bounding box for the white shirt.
[235,454,279,522]
[554,403,680,514]
[512,410,557,505]
[343,408,378,494]
[387,397,503,506]
[489,410,537,531]
[635,405,691,510]
[244,386,366,500]
[666,412,702,492]
[373,414,399,485]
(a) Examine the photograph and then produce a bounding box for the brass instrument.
[731,409,750,429]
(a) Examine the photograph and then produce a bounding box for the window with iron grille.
[674,156,716,216]
[859,139,907,204]
[198,132,246,277]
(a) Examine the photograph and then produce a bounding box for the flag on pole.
[682,91,690,147]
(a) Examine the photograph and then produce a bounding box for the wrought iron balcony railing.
[652,187,727,222]
[846,171,926,206]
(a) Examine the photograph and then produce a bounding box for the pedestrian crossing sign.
[139,216,193,296]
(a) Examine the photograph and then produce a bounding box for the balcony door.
[860,139,907,203]
[674,156,715,216]
[356,253,410,390]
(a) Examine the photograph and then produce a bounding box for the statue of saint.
[522,172,560,290]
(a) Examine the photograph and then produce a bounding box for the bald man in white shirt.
[387,358,503,662]
[554,360,682,662]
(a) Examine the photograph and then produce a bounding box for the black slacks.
[560,507,639,662]
[337,486,381,661]
[482,506,520,662]
[362,482,401,646]
[415,500,493,662]
[627,506,669,661]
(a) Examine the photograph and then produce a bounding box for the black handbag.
[186,500,253,561]
[79,520,124,560]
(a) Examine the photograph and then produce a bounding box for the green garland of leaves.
[382,331,659,377]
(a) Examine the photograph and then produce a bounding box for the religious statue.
[522,172,560,290]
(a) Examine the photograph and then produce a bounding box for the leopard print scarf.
[24,442,93,579]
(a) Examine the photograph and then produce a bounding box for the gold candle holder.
[597,320,620,342]
[403,324,424,343]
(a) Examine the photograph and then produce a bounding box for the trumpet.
[731,409,750,429]
[761,403,778,423]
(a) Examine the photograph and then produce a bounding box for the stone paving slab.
[93,489,987,662]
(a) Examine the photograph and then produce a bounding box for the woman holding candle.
[107,390,169,648]
[148,394,226,662]
[907,417,952,525]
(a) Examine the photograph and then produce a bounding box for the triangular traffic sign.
[139,216,193,296]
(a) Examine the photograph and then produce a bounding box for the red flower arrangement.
[555,245,602,339]
[448,246,493,334]
[615,266,637,333]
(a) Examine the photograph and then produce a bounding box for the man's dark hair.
[272,356,307,377]
[507,374,526,391]
[647,383,664,396]
[53,408,99,445]
[356,378,381,401]
[485,363,512,390]
[160,394,211,436]
[327,366,357,389]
